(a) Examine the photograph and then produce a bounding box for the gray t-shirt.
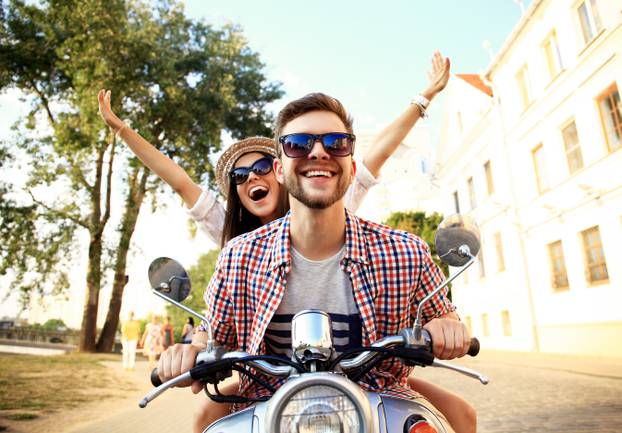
[265,245,362,358]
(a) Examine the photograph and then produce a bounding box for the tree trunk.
[79,232,102,352]
[79,147,108,352]
[96,167,149,352]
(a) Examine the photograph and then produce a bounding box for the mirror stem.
[413,246,477,340]
[152,289,214,351]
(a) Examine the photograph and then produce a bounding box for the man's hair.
[273,93,354,157]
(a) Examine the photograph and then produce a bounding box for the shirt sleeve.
[412,241,456,324]
[344,160,379,212]
[185,188,226,245]
[200,251,237,349]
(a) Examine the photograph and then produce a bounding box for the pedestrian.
[120,311,140,370]
[140,314,163,369]
[162,316,175,349]
[181,317,195,344]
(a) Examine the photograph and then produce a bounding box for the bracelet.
[115,123,129,139]
[410,94,430,118]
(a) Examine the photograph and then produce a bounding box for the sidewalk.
[65,359,196,433]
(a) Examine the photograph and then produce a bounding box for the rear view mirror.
[435,214,481,266]
[148,257,191,303]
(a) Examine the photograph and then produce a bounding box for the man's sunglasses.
[278,132,355,158]
[229,156,274,185]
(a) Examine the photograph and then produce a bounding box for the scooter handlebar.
[151,368,162,387]
[468,337,480,357]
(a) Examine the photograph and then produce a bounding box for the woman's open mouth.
[248,185,269,201]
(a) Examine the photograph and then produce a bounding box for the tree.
[383,211,450,290]
[165,249,219,342]
[42,318,67,331]
[0,0,282,351]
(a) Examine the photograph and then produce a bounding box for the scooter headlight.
[279,385,360,433]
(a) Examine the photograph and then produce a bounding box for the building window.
[548,240,569,291]
[532,144,549,194]
[581,226,608,283]
[453,191,460,214]
[484,160,494,195]
[577,0,603,45]
[543,30,564,80]
[561,120,584,174]
[597,84,622,152]
[481,313,489,337]
[494,232,505,272]
[464,316,472,335]
[516,64,532,109]
[501,310,512,337]
[467,177,476,209]
[478,247,486,278]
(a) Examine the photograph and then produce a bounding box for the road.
[66,350,622,433]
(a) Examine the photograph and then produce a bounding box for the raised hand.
[423,51,451,99]
[97,89,125,133]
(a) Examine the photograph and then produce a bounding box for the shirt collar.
[270,208,369,271]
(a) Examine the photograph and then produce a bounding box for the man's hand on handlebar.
[157,342,205,394]
[423,313,471,360]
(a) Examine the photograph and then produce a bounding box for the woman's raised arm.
[97,89,202,207]
[362,51,451,177]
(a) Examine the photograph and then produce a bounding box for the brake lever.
[139,371,193,408]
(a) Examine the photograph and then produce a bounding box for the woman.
[181,317,195,344]
[99,51,475,433]
[140,315,163,369]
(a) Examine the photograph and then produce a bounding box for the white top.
[186,160,379,245]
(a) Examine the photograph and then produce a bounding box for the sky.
[0,0,530,326]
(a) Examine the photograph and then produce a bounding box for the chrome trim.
[432,360,490,384]
[265,373,372,433]
[413,252,477,340]
[291,309,334,363]
[152,289,214,351]
[139,371,192,408]
[339,335,405,371]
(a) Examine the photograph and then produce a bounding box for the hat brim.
[215,137,278,198]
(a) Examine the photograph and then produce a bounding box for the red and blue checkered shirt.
[202,209,455,409]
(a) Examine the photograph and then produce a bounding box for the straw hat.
[215,137,278,198]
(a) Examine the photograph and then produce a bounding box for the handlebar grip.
[151,368,163,387]
[467,337,480,357]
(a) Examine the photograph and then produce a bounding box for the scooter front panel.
[203,406,255,433]
[379,394,449,433]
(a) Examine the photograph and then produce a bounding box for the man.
[159,93,471,431]
[121,311,140,370]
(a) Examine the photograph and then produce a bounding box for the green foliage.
[166,249,220,340]
[0,0,282,320]
[41,318,67,331]
[383,211,450,295]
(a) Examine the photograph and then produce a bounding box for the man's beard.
[284,167,350,209]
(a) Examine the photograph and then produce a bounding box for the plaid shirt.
[202,209,454,409]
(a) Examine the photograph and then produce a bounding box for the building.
[355,125,439,222]
[436,0,622,357]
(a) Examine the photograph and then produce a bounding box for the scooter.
[139,214,489,433]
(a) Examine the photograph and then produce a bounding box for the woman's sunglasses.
[229,156,274,185]
[278,132,355,158]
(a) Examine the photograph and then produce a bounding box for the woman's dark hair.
[220,154,289,246]
[187,317,194,326]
